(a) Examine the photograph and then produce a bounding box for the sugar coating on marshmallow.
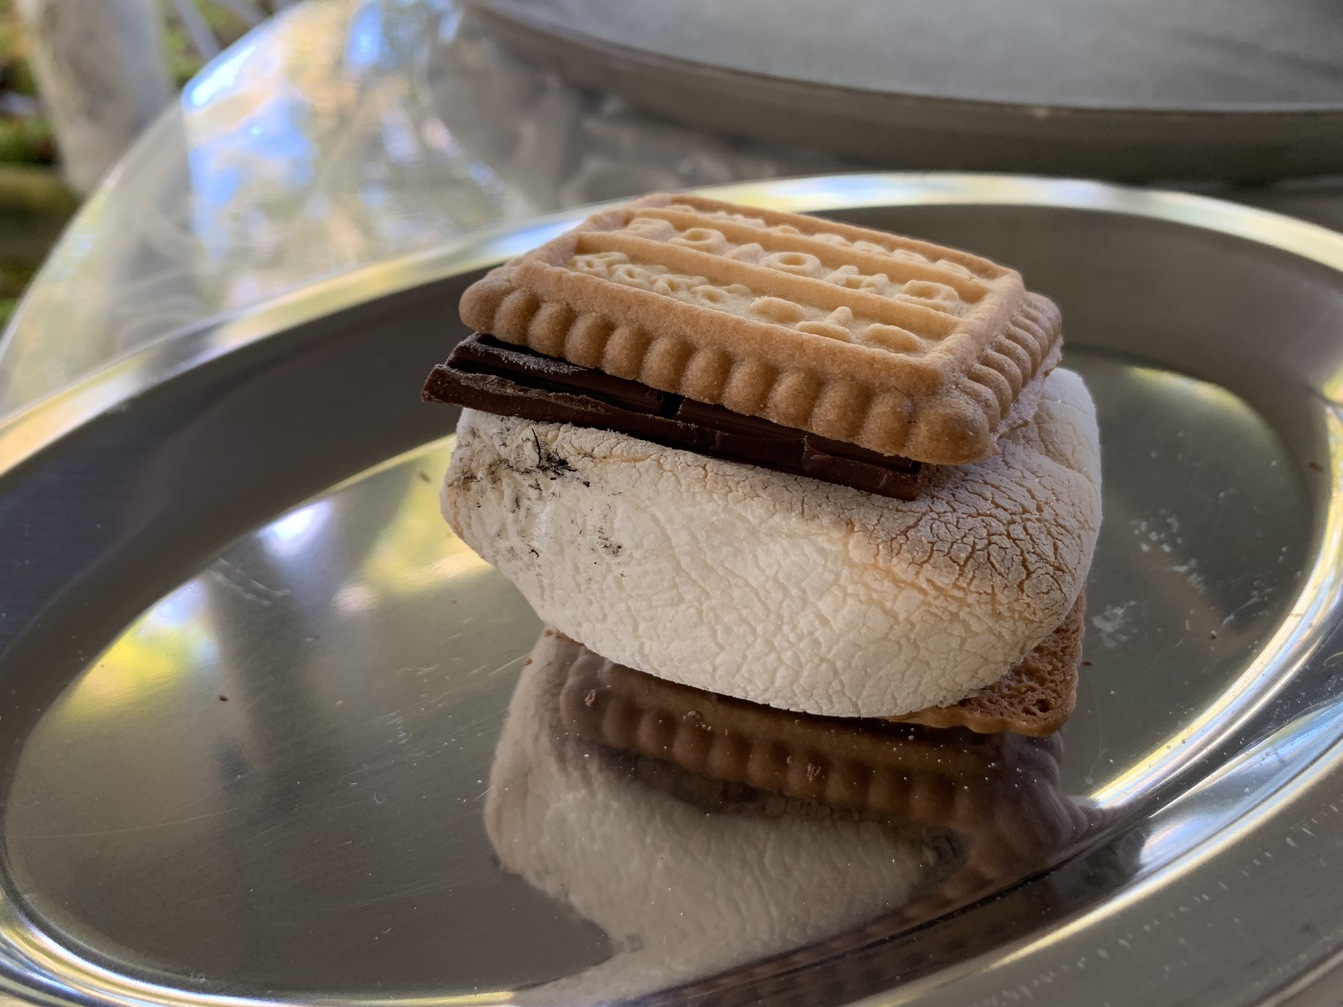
[444,368,1101,717]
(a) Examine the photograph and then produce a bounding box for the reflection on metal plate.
[2,176,1343,1006]
[5,441,612,994]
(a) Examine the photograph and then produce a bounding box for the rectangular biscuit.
[885,593,1084,736]
[459,192,1062,464]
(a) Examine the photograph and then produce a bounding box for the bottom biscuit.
[558,592,1086,756]
[887,592,1085,735]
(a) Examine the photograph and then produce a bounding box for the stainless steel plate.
[2,175,1343,1007]
[469,0,1343,181]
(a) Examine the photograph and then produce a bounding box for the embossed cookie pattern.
[459,193,1063,464]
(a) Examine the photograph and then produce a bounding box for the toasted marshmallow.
[445,368,1101,718]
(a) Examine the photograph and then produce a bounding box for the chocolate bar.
[423,334,923,500]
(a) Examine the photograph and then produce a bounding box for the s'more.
[423,193,1102,734]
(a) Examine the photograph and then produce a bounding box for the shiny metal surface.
[473,0,1343,180]
[478,0,1343,109]
[1,176,1343,1005]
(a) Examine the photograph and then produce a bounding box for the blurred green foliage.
[0,163,78,323]
[163,2,259,86]
[0,115,52,165]
[0,0,269,323]
[0,17,33,95]
[0,0,263,163]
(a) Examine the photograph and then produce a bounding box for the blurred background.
[0,0,286,327]
[0,0,1339,416]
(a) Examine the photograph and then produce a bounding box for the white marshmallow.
[444,368,1101,717]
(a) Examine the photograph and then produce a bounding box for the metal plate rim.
[466,5,1343,180]
[5,171,1343,476]
[5,172,1343,1007]
[472,2,1343,117]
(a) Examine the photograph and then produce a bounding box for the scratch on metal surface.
[330,877,459,911]
[968,782,1343,1007]
[1083,669,1109,788]
[11,807,237,839]
[211,557,294,604]
[1221,589,1273,629]
[207,568,273,607]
